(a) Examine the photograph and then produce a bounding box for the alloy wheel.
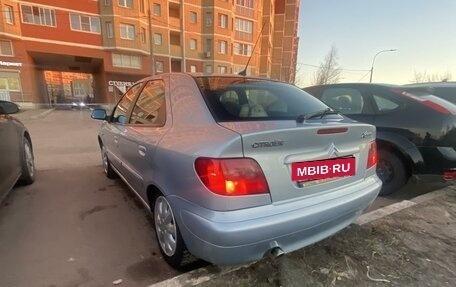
[154,196,177,256]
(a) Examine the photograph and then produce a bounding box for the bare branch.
[312,45,342,85]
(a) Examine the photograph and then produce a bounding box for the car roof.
[304,82,399,89]
[403,82,456,88]
[138,72,284,84]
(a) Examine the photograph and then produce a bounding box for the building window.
[154,33,162,45]
[219,40,227,54]
[190,39,197,50]
[219,66,227,74]
[120,23,135,40]
[170,32,180,46]
[155,61,164,73]
[235,18,253,33]
[112,53,141,69]
[234,42,253,56]
[5,5,14,24]
[189,11,197,23]
[104,0,111,6]
[106,22,113,38]
[141,28,146,43]
[0,72,21,93]
[169,3,179,18]
[153,3,161,16]
[118,0,133,8]
[205,12,213,26]
[0,40,14,56]
[21,5,56,27]
[190,65,197,73]
[206,39,212,53]
[205,65,213,73]
[218,14,228,28]
[70,14,100,33]
[139,0,145,13]
[236,0,254,8]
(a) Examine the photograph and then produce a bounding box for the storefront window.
[0,72,21,92]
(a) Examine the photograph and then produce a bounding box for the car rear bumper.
[171,175,381,265]
[418,146,456,176]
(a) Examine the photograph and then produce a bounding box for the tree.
[411,70,452,83]
[312,45,342,85]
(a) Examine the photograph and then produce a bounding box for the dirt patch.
[197,191,456,287]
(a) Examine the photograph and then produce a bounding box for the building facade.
[0,0,299,105]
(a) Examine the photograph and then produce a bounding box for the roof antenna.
[238,20,267,76]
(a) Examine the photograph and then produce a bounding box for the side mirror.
[0,100,20,115]
[91,108,107,120]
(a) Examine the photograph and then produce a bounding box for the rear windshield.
[194,76,330,122]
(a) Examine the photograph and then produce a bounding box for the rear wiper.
[296,108,339,123]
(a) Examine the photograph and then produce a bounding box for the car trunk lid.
[219,120,376,203]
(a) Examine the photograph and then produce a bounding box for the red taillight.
[443,170,456,181]
[391,88,452,115]
[420,100,451,115]
[195,157,270,196]
[367,141,377,169]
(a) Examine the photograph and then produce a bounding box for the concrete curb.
[354,185,454,225]
[147,184,455,287]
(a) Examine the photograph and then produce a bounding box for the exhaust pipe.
[269,247,285,258]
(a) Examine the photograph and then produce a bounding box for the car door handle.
[138,145,146,157]
[114,136,118,144]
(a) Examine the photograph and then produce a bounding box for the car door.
[0,108,21,196]
[319,86,376,124]
[102,83,143,178]
[119,78,170,199]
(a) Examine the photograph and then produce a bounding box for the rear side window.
[112,83,142,124]
[320,88,364,114]
[373,94,399,112]
[195,77,329,121]
[130,80,166,125]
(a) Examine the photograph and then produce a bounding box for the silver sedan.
[91,74,381,268]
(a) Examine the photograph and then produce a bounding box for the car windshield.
[194,76,331,122]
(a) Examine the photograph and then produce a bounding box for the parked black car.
[0,101,35,202]
[304,83,456,195]
[403,82,456,104]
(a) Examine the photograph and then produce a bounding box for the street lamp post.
[369,49,397,83]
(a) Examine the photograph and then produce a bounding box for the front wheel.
[154,195,186,268]
[376,150,408,196]
[19,137,35,185]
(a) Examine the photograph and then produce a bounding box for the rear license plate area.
[291,157,356,183]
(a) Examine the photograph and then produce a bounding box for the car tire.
[101,145,117,179]
[19,137,35,185]
[153,195,186,269]
[376,149,407,196]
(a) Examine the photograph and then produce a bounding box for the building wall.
[0,0,300,105]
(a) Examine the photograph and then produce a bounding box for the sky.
[296,0,456,87]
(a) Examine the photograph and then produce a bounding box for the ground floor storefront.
[0,39,150,106]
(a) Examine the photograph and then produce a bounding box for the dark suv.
[304,83,456,195]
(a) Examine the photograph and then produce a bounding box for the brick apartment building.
[0,0,299,105]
